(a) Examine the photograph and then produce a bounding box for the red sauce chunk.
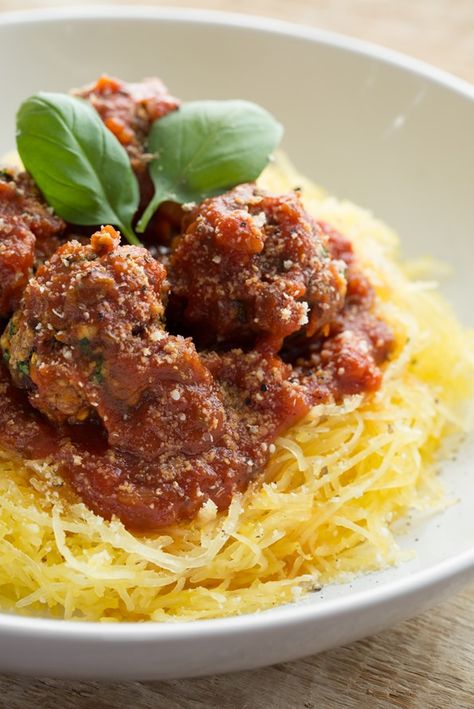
[0,187,394,529]
[75,75,180,173]
[75,75,183,242]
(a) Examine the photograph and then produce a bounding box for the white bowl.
[0,6,473,681]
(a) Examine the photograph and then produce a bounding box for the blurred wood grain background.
[0,1,473,707]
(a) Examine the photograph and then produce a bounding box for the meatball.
[169,184,347,351]
[75,75,180,171]
[0,170,65,317]
[2,225,226,461]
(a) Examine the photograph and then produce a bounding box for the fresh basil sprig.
[16,94,283,243]
[16,93,141,245]
[136,100,283,233]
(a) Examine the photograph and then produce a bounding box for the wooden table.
[0,1,473,706]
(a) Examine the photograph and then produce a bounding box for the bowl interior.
[0,7,472,613]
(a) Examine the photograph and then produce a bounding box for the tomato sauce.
[0,224,393,530]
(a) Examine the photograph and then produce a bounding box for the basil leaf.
[16,93,141,245]
[136,100,283,233]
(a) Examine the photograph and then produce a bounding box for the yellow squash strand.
[0,155,473,621]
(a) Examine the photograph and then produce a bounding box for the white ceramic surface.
[0,6,473,681]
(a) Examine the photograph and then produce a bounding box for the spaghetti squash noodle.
[0,155,472,621]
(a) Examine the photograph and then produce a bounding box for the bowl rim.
[0,4,472,641]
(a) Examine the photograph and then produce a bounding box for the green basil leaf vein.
[136,100,283,233]
[16,93,141,245]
